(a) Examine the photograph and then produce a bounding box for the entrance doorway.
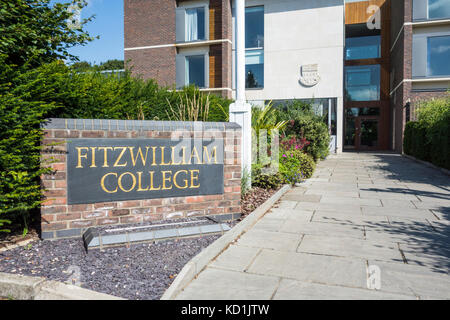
[344,107,380,150]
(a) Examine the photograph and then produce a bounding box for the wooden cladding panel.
[345,0,388,25]
[209,44,222,88]
[209,0,222,41]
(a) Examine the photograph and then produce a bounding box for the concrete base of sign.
[0,272,123,300]
[82,219,232,251]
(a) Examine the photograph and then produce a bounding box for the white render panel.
[232,0,345,101]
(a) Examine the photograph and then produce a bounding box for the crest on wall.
[299,64,320,87]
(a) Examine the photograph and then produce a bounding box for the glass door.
[359,119,379,149]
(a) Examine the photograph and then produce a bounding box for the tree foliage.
[0,0,95,70]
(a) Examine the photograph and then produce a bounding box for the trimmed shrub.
[279,149,316,185]
[403,95,450,170]
[12,63,231,122]
[0,92,56,231]
[275,100,330,161]
[251,164,284,190]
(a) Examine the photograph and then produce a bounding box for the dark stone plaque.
[67,138,224,204]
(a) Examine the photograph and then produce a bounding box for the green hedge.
[11,62,231,122]
[0,61,231,232]
[403,95,450,170]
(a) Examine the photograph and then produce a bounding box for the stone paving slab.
[237,229,302,252]
[210,245,261,272]
[173,153,450,300]
[175,268,280,300]
[367,261,450,299]
[312,210,388,225]
[273,279,416,300]
[298,234,404,263]
[279,220,365,239]
[264,208,313,221]
[246,250,367,289]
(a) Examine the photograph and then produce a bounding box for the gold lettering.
[113,147,128,167]
[129,146,150,167]
[98,147,113,167]
[171,146,182,165]
[118,172,136,192]
[181,146,188,165]
[100,172,118,193]
[76,147,89,168]
[173,170,188,189]
[161,171,173,190]
[203,146,217,164]
[160,147,172,165]
[136,172,149,191]
[190,146,201,164]
[90,147,97,168]
[190,170,200,189]
[151,147,157,166]
[149,171,161,190]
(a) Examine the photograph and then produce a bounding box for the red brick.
[41,214,55,223]
[56,213,82,221]
[54,180,67,188]
[81,131,105,138]
[52,163,66,171]
[54,130,80,138]
[120,216,143,224]
[41,205,67,214]
[107,131,128,138]
[41,222,67,231]
[97,217,119,225]
[45,189,66,197]
[118,200,140,208]
[68,204,92,212]
[94,202,117,209]
[111,209,130,216]
[142,199,163,206]
[70,220,95,228]
[83,210,108,219]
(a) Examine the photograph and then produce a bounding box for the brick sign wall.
[40,119,242,240]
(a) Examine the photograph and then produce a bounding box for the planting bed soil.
[0,227,220,300]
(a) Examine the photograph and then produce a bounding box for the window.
[346,36,381,60]
[246,7,264,48]
[428,0,450,20]
[245,6,264,88]
[185,7,205,42]
[345,23,381,60]
[345,65,380,101]
[176,3,207,43]
[427,35,450,76]
[186,55,206,88]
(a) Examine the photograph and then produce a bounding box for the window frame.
[245,5,264,89]
[176,0,209,43]
[344,64,381,102]
[427,0,450,20]
[176,47,210,89]
[412,29,450,78]
[427,34,450,77]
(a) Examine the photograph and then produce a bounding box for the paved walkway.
[177,153,450,300]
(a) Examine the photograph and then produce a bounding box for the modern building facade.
[390,0,450,152]
[124,0,450,153]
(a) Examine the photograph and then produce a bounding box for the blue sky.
[56,0,124,64]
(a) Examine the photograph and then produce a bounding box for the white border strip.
[125,39,232,51]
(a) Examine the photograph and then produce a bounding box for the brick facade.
[124,0,232,97]
[40,119,241,240]
[124,0,176,84]
[390,0,450,152]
